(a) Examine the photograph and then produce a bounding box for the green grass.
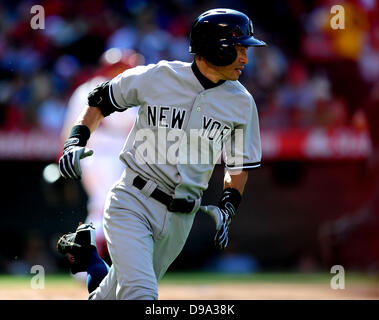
[0,272,377,287]
[0,274,79,287]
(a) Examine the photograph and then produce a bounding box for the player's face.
[215,45,249,81]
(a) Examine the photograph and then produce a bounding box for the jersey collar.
[191,60,225,90]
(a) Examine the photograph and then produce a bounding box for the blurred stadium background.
[1,0,379,299]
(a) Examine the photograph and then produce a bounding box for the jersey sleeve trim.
[109,83,126,110]
[225,161,261,170]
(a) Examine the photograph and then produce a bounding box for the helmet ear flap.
[216,45,237,66]
[201,45,237,66]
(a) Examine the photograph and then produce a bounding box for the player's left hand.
[200,205,234,250]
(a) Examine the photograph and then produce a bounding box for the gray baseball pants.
[89,166,200,300]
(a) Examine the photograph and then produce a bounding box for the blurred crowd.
[1,0,378,135]
[1,0,379,275]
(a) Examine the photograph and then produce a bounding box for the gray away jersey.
[108,60,261,201]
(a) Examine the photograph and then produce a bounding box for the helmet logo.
[233,25,243,38]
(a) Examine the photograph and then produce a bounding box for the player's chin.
[231,69,242,80]
[229,74,240,81]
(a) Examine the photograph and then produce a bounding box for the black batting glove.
[58,125,93,180]
[201,188,242,250]
[214,206,234,250]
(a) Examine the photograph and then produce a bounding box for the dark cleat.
[57,223,97,274]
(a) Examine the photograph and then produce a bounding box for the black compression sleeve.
[64,124,91,149]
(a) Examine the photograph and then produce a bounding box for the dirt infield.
[1,279,378,300]
[159,283,379,300]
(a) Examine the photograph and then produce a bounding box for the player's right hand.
[213,206,232,250]
[58,146,93,180]
[200,205,233,250]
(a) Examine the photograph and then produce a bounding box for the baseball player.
[57,9,266,300]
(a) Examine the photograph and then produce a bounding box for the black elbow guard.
[87,81,124,117]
